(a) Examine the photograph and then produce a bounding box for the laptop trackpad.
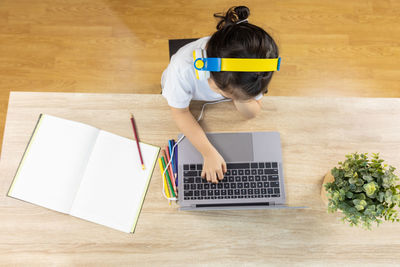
[206,133,253,162]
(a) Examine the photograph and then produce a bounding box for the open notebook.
[7,114,160,233]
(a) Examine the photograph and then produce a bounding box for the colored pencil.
[169,140,174,172]
[168,140,174,171]
[164,146,177,195]
[173,139,178,186]
[158,158,171,204]
[130,113,145,170]
[172,139,177,174]
[161,155,176,198]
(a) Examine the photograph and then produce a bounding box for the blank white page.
[8,114,99,213]
[70,130,159,233]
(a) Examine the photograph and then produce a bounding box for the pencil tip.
[142,165,146,170]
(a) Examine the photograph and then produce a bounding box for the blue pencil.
[168,140,174,171]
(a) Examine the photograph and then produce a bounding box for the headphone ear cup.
[193,49,210,80]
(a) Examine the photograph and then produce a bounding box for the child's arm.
[170,107,227,183]
[233,99,262,119]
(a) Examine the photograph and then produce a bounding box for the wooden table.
[1,92,400,266]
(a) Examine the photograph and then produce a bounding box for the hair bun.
[233,6,250,21]
[214,6,250,30]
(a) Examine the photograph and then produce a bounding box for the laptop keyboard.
[182,162,281,200]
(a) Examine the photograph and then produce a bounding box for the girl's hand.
[233,99,262,119]
[201,148,227,183]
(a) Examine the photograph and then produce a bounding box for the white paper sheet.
[70,130,159,233]
[9,114,99,213]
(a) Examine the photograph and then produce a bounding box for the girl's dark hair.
[206,6,279,100]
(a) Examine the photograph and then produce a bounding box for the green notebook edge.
[130,145,161,233]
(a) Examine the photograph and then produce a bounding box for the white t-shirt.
[161,36,263,108]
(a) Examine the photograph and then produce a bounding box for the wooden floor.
[0,0,400,152]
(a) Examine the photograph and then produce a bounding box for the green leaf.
[348,177,356,184]
[355,186,364,193]
[331,167,339,178]
[377,204,384,213]
[362,174,373,182]
[392,195,400,204]
[355,205,364,211]
[356,193,366,200]
[378,192,385,202]
[367,205,376,211]
[332,191,340,201]
[385,190,393,204]
[356,179,365,186]
[363,182,378,197]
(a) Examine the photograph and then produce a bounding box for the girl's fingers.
[211,171,218,183]
[222,162,227,173]
[206,171,212,182]
[217,169,224,180]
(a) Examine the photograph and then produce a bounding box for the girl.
[161,6,279,184]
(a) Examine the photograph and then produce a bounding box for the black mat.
[168,38,199,60]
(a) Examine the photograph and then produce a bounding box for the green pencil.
[161,156,176,198]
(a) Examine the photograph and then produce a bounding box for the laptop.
[177,131,288,210]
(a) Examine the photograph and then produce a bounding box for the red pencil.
[164,147,177,195]
[130,113,145,170]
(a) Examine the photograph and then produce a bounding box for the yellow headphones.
[193,49,281,80]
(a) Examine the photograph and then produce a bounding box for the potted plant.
[321,152,400,229]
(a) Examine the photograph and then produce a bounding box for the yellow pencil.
[158,158,171,205]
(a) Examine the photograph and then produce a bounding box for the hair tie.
[236,19,248,24]
[231,10,239,21]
